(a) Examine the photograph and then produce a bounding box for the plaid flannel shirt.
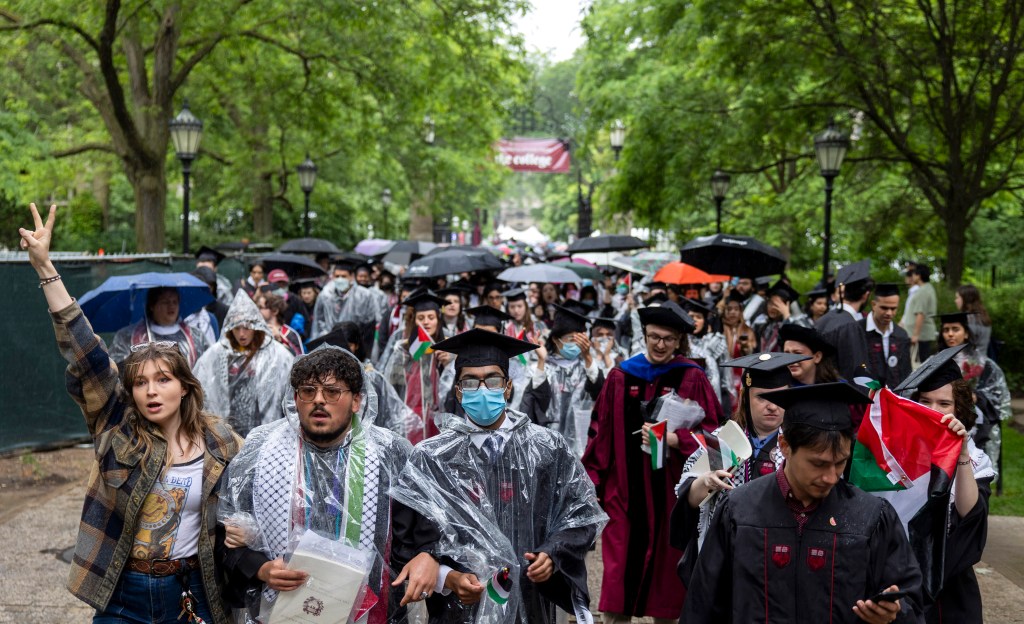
[54,301,241,622]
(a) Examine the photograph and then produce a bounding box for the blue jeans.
[93,568,213,624]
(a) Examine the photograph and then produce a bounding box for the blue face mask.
[559,342,582,360]
[461,387,506,426]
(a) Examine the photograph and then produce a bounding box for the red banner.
[495,138,570,173]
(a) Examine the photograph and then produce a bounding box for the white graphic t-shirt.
[132,455,204,560]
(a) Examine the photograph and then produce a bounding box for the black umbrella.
[566,234,649,254]
[405,249,504,278]
[423,244,483,257]
[257,252,327,278]
[376,240,438,266]
[678,233,786,278]
[278,237,341,254]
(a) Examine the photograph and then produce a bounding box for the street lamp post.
[381,188,392,240]
[169,100,203,254]
[813,119,851,288]
[610,119,625,161]
[710,169,731,234]
[297,154,317,237]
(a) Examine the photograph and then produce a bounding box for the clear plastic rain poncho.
[192,291,295,438]
[954,346,1012,465]
[378,330,453,444]
[311,280,389,339]
[219,346,416,624]
[389,410,608,624]
[687,332,727,404]
[530,356,597,457]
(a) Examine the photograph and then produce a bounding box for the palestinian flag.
[703,423,746,472]
[648,420,668,470]
[408,323,433,361]
[515,329,528,365]
[848,387,962,598]
[487,567,513,605]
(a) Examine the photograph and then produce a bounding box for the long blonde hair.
[120,343,228,473]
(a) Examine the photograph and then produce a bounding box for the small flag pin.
[829,516,837,526]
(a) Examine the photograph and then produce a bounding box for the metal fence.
[0,254,246,453]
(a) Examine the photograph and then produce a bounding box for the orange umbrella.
[652,262,730,285]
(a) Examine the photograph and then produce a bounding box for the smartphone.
[868,589,911,604]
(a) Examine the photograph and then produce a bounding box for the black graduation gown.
[814,307,858,334]
[828,319,912,388]
[924,479,992,624]
[682,475,925,623]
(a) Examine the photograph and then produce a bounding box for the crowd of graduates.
[18,201,1011,623]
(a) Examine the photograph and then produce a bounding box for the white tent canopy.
[495,224,548,246]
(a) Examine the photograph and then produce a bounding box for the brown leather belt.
[126,555,199,577]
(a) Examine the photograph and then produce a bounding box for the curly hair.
[911,378,976,430]
[259,292,289,325]
[290,347,364,395]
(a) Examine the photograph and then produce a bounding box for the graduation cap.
[835,260,871,287]
[935,311,969,326]
[549,303,591,338]
[874,283,901,298]
[778,324,836,356]
[680,298,713,316]
[725,289,747,304]
[642,292,669,307]
[893,344,968,395]
[724,352,810,389]
[306,327,354,352]
[561,299,595,316]
[590,316,618,332]
[501,287,528,302]
[467,305,513,328]
[638,300,696,334]
[289,277,320,293]
[760,383,872,431]
[401,290,447,313]
[331,255,360,271]
[432,328,538,375]
[755,276,773,290]
[805,287,829,301]
[767,279,801,304]
[195,245,226,265]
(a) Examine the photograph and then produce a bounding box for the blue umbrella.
[78,272,213,333]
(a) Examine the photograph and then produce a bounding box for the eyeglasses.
[645,333,680,346]
[296,385,352,403]
[457,376,507,391]
[130,340,179,353]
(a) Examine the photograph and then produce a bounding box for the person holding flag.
[583,300,722,624]
[389,329,607,623]
[887,345,995,623]
[682,382,925,623]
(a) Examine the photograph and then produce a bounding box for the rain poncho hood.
[192,290,294,436]
[390,410,607,623]
[311,281,389,339]
[219,345,414,623]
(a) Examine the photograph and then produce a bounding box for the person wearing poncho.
[390,329,607,624]
[682,383,925,623]
[311,258,389,343]
[218,346,442,624]
[583,299,723,624]
[108,285,212,367]
[192,291,295,438]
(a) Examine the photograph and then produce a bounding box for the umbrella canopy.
[551,260,605,281]
[679,233,786,277]
[277,237,341,254]
[497,264,582,285]
[623,251,675,275]
[424,244,487,257]
[406,248,505,278]
[567,234,649,254]
[354,238,393,255]
[376,240,437,266]
[652,262,730,285]
[257,252,328,279]
[79,272,213,333]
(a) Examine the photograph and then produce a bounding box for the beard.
[300,409,351,447]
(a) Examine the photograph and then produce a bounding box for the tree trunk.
[91,165,112,230]
[127,161,168,252]
[253,172,274,239]
[408,192,433,241]
[943,208,968,288]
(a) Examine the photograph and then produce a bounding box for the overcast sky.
[512,1,586,62]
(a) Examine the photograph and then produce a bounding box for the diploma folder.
[271,532,371,624]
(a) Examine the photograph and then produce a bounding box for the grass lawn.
[990,422,1024,516]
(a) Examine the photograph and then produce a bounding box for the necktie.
[482,434,504,465]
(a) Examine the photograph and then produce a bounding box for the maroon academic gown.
[583,355,723,619]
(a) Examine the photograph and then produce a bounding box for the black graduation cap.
[760,383,872,431]
[935,311,969,326]
[289,277,320,293]
[501,287,528,302]
[306,328,353,352]
[778,324,836,356]
[561,299,595,316]
[432,328,538,374]
[590,316,617,332]
[436,287,469,300]
[893,344,968,394]
[767,279,801,303]
[331,255,360,271]
[874,283,901,297]
[467,305,513,328]
[724,352,811,389]
[835,260,871,287]
[680,298,713,316]
[755,276,773,290]
[638,300,696,334]
[550,304,591,337]
[642,292,669,307]
[725,289,747,304]
[401,290,447,313]
[195,245,225,265]
[805,287,829,301]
